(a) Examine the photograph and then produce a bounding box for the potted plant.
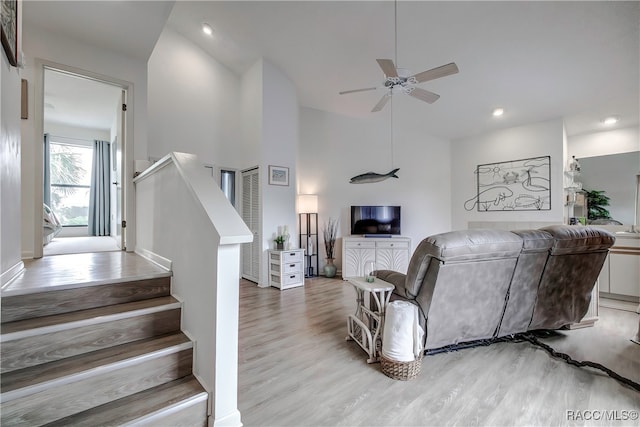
[274,235,285,250]
[585,189,612,221]
[322,218,339,278]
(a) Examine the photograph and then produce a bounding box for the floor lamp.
[298,194,318,277]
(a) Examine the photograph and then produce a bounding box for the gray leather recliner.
[376,229,523,350]
[497,229,554,337]
[375,225,615,352]
[527,225,615,330]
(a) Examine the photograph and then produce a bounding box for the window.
[221,169,236,207]
[49,142,93,226]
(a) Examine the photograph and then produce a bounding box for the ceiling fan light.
[202,23,213,36]
[602,116,619,125]
[492,108,504,117]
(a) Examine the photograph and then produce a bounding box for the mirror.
[578,151,640,225]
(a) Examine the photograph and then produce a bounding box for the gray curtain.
[88,140,111,236]
[43,134,51,207]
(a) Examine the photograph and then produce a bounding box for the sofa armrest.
[375,270,412,299]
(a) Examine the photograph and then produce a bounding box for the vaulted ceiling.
[24,1,639,139]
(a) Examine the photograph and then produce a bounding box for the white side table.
[267,249,305,290]
[345,277,394,363]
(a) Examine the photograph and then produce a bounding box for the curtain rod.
[47,134,95,142]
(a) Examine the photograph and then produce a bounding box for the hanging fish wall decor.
[349,168,400,184]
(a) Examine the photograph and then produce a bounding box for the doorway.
[34,62,131,258]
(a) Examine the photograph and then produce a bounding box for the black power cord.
[424,332,640,392]
[516,332,640,393]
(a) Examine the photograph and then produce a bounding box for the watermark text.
[567,410,639,422]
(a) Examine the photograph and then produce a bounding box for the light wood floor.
[238,277,640,426]
[1,252,169,297]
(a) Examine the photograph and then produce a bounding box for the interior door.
[241,167,260,282]
[112,90,126,249]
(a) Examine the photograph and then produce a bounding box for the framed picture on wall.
[465,155,551,212]
[1,0,18,67]
[268,165,289,186]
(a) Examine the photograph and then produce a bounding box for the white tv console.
[342,236,411,279]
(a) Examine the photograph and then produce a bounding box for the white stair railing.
[134,152,252,426]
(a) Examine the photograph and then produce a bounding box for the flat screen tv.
[351,206,401,236]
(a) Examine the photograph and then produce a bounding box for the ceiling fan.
[339,59,459,112]
[338,0,459,112]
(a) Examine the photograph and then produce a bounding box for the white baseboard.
[211,409,242,427]
[134,247,172,271]
[21,251,34,260]
[1,261,25,289]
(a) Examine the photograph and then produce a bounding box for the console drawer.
[345,241,376,249]
[375,241,409,249]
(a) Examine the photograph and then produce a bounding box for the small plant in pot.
[322,218,339,278]
[274,235,285,250]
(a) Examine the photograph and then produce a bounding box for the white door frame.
[33,59,134,257]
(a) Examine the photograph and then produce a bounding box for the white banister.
[134,152,252,426]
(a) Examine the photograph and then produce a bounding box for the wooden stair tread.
[45,375,207,427]
[1,296,179,337]
[1,252,171,298]
[1,332,191,395]
[1,276,171,324]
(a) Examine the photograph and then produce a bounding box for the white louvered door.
[241,168,260,282]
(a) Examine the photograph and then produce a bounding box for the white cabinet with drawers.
[268,249,305,290]
[342,237,411,279]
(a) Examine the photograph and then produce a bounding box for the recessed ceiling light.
[202,23,213,36]
[492,108,504,117]
[602,116,619,125]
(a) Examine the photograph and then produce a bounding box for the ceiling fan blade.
[376,59,398,78]
[371,93,391,112]
[409,87,440,104]
[411,62,459,84]
[339,87,378,95]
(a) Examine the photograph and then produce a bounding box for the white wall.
[44,122,110,143]
[298,104,452,271]
[260,59,298,281]
[20,24,147,257]
[451,118,565,230]
[568,126,639,159]
[239,59,299,286]
[147,27,243,168]
[240,61,262,169]
[1,33,23,283]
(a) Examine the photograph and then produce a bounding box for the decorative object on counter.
[568,155,581,172]
[298,194,319,277]
[282,225,291,250]
[322,217,339,278]
[364,260,376,283]
[274,226,290,250]
[350,168,400,184]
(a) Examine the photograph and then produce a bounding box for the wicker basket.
[380,354,423,381]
